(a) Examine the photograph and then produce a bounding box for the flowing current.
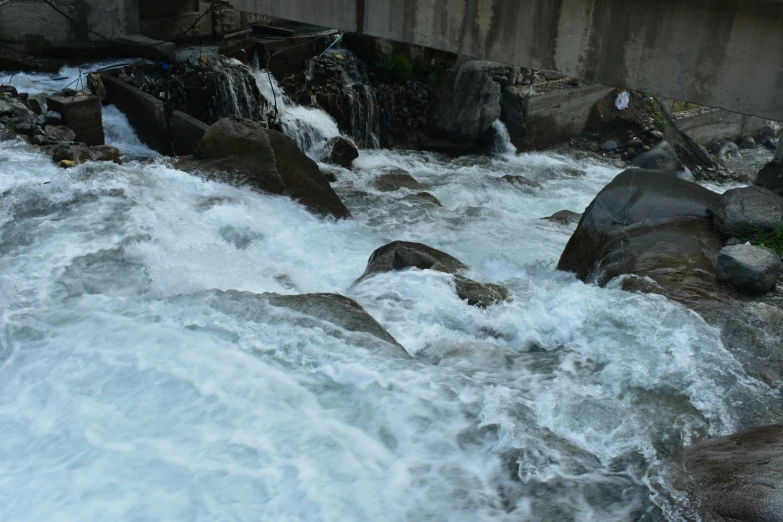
[0,63,777,522]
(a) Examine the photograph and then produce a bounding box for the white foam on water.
[102,105,161,160]
[0,63,779,522]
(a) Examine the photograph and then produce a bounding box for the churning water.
[0,63,778,522]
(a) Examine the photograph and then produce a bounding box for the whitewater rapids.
[0,63,778,522]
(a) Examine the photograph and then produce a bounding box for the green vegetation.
[744,219,783,258]
[375,52,440,86]
[0,34,50,50]
[672,101,701,113]
[643,94,668,132]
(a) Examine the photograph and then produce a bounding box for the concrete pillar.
[774,139,783,163]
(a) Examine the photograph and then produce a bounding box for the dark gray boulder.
[402,192,443,207]
[198,290,407,357]
[717,245,782,294]
[557,169,720,285]
[372,168,426,192]
[326,136,359,169]
[760,124,779,149]
[601,140,618,151]
[684,424,783,522]
[265,293,405,351]
[42,125,76,144]
[499,86,526,147]
[356,241,508,308]
[631,141,678,174]
[185,117,350,219]
[756,161,783,192]
[426,61,501,146]
[544,210,582,225]
[739,135,756,149]
[709,186,783,238]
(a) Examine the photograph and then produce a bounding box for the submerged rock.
[326,136,359,169]
[739,135,756,149]
[372,168,426,192]
[544,210,582,225]
[717,245,783,294]
[684,424,783,522]
[185,117,350,219]
[202,290,407,356]
[356,241,508,307]
[716,141,742,162]
[499,174,535,187]
[709,186,783,239]
[265,293,406,352]
[402,192,443,207]
[631,141,678,174]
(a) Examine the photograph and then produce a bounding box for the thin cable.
[265,32,340,121]
[40,0,219,47]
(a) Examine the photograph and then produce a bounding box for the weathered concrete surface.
[519,83,613,151]
[101,74,170,154]
[676,109,767,146]
[228,0,783,121]
[46,95,105,146]
[172,110,208,156]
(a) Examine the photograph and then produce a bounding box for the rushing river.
[0,62,777,522]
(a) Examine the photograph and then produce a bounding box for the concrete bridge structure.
[228,0,783,123]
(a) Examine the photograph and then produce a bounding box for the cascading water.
[492,120,518,155]
[253,68,340,160]
[0,62,780,522]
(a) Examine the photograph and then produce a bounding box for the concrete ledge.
[46,94,105,146]
[676,109,766,145]
[172,110,208,156]
[113,35,176,64]
[101,75,171,155]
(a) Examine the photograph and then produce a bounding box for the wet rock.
[684,424,783,522]
[356,241,507,307]
[51,144,75,163]
[676,167,695,182]
[426,61,502,147]
[631,141,678,174]
[372,168,425,192]
[26,98,42,116]
[557,170,720,292]
[756,161,783,192]
[265,293,406,352]
[0,85,18,98]
[499,86,526,147]
[204,290,407,356]
[58,160,76,169]
[326,136,359,169]
[760,124,779,149]
[544,210,582,225]
[402,192,442,207]
[601,139,618,151]
[739,135,755,149]
[323,171,338,183]
[187,117,350,219]
[89,145,121,163]
[717,245,782,294]
[30,135,44,145]
[709,186,783,238]
[717,141,742,162]
[499,174,535,186]
[42,125,76,144]
[613,160,627,169]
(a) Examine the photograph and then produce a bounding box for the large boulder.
[631,141,679,174]
[717,245,783,294]
[426,61,502,147]
[188,117,350,219]
[371,168,426,192]
[709,186,783,238]
[194,290,407,357]
[326,136,359,169]
[684,425,783,522]
[356,241,508,308]
[557,169,720,287]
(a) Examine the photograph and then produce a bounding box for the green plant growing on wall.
[376,52,415,84]
[23,34,50,51]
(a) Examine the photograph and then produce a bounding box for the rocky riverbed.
[1,51,782,522]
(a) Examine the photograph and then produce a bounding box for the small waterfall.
[348,84,381,149]
[492,120,518,155]
[219,58,263,121]
[252,67,340,160]
[103,104,160,159]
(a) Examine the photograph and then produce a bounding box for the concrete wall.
[520,83,614,151]
[0,0,139,45]
[228,0,783,122]
[675,109,767,145]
